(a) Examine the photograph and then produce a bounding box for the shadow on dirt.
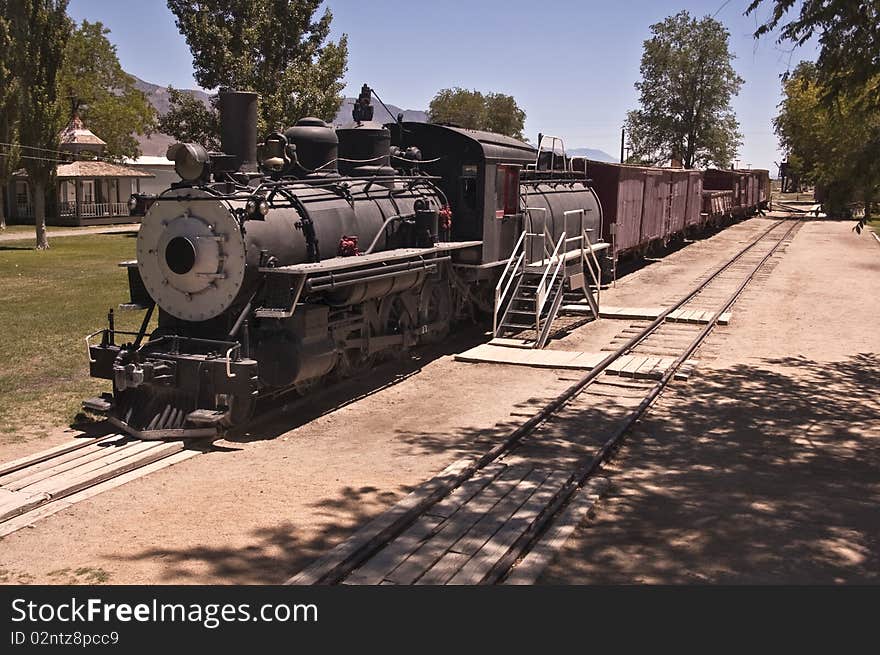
[541,353,880,584]
[111,354,878,584]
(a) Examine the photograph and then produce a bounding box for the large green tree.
[776,61,880,218]
[0,1,18,230]
[163,0,348,142]
[624,11,743,168]
[10,0,70,249]
[156,87,220,150]
[428,88,526,139]
[747,0,880,108]
[57,20,155,161]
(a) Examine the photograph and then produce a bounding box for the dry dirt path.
[0,224,139,243]
[2,216,870,585]
[540,218,880,584]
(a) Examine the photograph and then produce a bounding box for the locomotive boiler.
[84,85,607,439]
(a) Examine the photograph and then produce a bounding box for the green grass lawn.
[0,233,152,443]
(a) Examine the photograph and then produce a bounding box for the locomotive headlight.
[167,142,210,183]
[258,200,269,216]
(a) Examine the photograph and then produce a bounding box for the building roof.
[122,155,175,167]
[59,113,106,147]
[56,160,154,178]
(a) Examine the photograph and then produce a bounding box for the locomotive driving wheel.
[378,294,415,336]
[418,281,452,343]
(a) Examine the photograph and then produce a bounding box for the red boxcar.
[667,169,689,236]
[640,169,667,244]
[684,170,704,229]
[577,160,646,254]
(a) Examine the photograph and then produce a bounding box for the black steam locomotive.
[84,85,605,438]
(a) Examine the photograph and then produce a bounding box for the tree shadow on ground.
[109,349,878,584]
[107,484,407,583]
[541,353,880,584]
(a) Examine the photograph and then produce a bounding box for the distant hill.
[567,147,617,163]
[131,78,616,163]
[132,75,212,156]
[132,75,211,115]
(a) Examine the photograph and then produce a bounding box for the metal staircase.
[493,208,602,349]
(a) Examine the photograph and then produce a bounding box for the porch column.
[75,178,82,223]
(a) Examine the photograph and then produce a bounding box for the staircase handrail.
[494,230,528,335]
[535,230,566,329]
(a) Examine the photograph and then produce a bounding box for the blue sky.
[67,0,819,172]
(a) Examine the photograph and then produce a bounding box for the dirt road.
[540,218,880,583]
[0,216,875,585]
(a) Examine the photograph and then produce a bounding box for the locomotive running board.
[258,241,482,275]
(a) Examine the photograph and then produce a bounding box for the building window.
[82,180,94,203]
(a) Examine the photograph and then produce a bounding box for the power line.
[712,0,733,18]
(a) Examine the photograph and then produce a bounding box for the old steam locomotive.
[84,85,606,438]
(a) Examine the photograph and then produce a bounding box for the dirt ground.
[540,218,880,583]
[0,224,138,243]
[0,216,876,584]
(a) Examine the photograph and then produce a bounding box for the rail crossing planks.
[455,344,698,381]
[311,463,573,586]
[0,435,196,530]
[562,304,731,325]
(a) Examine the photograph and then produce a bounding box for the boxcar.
[684,170,704,230]
[573,159,645,254]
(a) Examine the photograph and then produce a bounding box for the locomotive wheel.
[295,376,324,396]
[418,282,452,343]
[223,393,256,428]
[378,294,414,336]
[336,348,376,378]
[378,294,416,357]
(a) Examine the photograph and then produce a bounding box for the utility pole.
[620,127,625,163]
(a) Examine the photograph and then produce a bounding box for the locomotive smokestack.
[219,90,258,172]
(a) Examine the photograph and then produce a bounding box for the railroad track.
[0,433,201,536]
[289,217,802,586]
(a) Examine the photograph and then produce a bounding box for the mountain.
[133,78,429,156]
[131,77,613,163]
[333,98,427,125]
[132,75,212,157]
[132,75,211,115]
[566,147,617,163]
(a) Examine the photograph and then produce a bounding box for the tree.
[10,0,71,249]
[156,87,220,150]
[165,0,348,139]
[483,93,526,140]
[624,11,743,168]
[0,1,18,230]
[57,20,155,161]
[428,88,527,139]
[747,1,880,109]
[775,61,880,219]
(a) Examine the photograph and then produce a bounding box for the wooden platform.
[563,304,731,325]
[0,434,199,534]
[455,344,697,380]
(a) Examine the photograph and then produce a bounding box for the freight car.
[573,159,770,269]
[84,86,607,438]
[573,160,705,258]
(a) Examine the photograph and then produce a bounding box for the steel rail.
[486,218,801,584]
[305,218,796,584]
